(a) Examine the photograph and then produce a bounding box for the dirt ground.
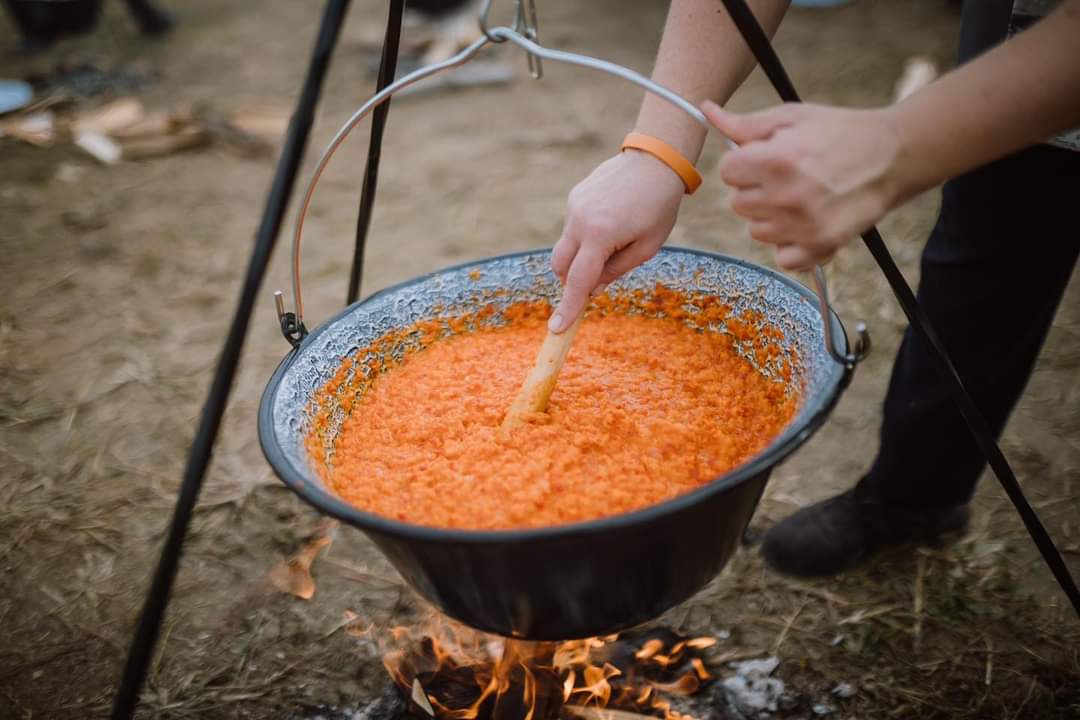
[1,1,1077,718]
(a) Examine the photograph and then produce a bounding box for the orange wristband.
[620,132,703,195]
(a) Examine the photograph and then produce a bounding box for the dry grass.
[664,518,1080,720]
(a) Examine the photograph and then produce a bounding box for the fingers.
[774,244,823,272]
[707,102,802,190]
[702,100,800,146]
[550,227,578,282]
[599,242,658,285]
[728,188,769,219]
[550,244,608,333]
[718,143,791,189]
[704,101,860,274]
[548,239,660,334]
[748,219,835,269]
[748,220,780,244]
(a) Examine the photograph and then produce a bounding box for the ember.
[379,615,718,720]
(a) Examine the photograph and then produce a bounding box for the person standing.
[548,0,1080,576]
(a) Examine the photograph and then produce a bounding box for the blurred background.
[0,1,1077,718]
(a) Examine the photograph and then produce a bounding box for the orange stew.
[309,289,798,531]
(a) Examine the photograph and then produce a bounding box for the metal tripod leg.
[347,0,406,305]
[110,2,353,717]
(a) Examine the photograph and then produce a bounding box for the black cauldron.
[259,247,852,640]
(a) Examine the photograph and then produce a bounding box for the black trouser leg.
[857,144,1080,510]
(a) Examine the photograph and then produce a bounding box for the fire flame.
[372,613,717,720]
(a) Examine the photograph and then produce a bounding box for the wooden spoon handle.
[501,313,584,430]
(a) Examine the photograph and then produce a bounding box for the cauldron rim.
[258,246,851,545]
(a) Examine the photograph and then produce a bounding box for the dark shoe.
[761,489,969,578]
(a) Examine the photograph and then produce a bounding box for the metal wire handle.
[280,24,869,368]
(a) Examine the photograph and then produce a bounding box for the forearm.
[887,0,1080,204]
[635,0,790,161]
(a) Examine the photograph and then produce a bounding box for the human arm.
[705,0,1080,271]
[548,0,791,332]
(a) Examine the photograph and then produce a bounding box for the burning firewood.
[377,613,719,720]
[411,678,436,717]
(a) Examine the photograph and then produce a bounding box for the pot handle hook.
[478,0,543,78]
[811,266,870,369]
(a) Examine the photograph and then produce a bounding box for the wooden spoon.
[501,311,584,431]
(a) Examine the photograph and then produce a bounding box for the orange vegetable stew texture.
[306,286,799,531]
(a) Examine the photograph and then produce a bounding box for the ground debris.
[292,685,409,719]
[226,106,291,145]
[2,94,275,162]
[268,520,338,600]
[0,110,55,146]
[70,97,208,163]
[25,60,157,100]
[720,657,785,718]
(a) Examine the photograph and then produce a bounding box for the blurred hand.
[703,100,906,271]
[548,151,685,333]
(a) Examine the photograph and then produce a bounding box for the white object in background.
[75,128,122,165]
[894,57,939,103]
